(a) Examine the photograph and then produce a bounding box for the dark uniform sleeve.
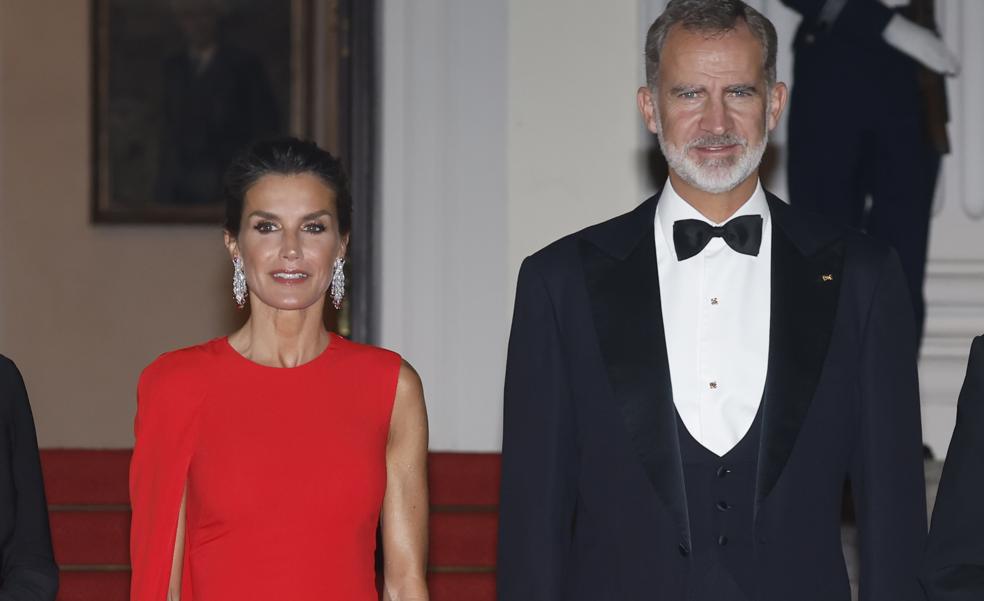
[0,357,58,601]
[497,258,578,601]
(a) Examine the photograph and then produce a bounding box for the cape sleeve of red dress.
[129,346,209,601]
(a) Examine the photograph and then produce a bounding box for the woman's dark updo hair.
[223,137,352,237]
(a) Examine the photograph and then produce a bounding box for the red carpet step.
[428,571,496,601]
[429,511,498,567]
[429,452,501,506]
[49,510,129,565]
[58,572,130,601]
[42,450,130,505]
[41,450,500,601]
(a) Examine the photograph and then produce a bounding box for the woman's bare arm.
[167,485,187,601]
[381,361,430,601]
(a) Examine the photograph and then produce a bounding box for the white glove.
[883,14,961,75]
[880,0,910,7]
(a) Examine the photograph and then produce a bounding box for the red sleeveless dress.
[129,334,401,601]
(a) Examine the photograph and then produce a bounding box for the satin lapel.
[756,217,845,504]
[579,229,690,548]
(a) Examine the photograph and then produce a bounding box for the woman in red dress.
[129,138,429,601]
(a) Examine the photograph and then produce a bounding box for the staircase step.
[429,511,498,567]
[58,570,129,601]
[429,571,496,601]
[429,453,500,506]
[41,450,131,505]
[51,510,130,565]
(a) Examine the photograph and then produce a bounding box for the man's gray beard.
[655,122,768,195]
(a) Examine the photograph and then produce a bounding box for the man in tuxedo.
[496,1,927,600]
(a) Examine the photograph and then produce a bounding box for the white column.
[379,0,509,451]
[507,0,645,284]
[381,0,645,451]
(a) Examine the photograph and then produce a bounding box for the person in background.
[155,0,280,206]
[496,1,927,600]
[130,138,429,601]
[0,356,58,601]
[781,0,959,343]
[922,335,984,600]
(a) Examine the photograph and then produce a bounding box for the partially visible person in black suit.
[0,357,57,601]
[497,1,927,600]
[780,0,959,343]
[922,336,984,600]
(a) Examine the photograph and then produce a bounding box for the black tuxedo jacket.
[496,192,927,601]
[0,356,57,601]
[922,336,984,600]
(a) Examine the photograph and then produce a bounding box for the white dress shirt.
[654,179,772,457]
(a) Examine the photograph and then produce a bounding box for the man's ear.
[637,86,661,134]
[767,81,788,132]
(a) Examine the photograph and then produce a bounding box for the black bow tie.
[672,215,763,261]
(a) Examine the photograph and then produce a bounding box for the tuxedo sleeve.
[849,248,927,601]
[780,0,895,43]
[0,358,58,601]
[920,336,984,601]
[497,258,578,601]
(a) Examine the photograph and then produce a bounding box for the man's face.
[638,22,786,194]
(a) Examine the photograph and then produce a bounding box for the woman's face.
[225,172,348,313]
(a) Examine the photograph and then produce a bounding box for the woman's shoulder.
[333,335,402,367]
[136,340,226,422]
[332,338,410,416]
[139,338,226,389]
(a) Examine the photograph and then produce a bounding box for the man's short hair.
[645,0,778,90]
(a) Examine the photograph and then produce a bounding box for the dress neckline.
[219,332,341,371]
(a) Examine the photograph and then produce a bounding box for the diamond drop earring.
[329,257,346,309]
[232,255,248,309]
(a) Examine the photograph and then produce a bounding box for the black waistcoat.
[677,406,763,601]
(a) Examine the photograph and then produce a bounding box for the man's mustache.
[685,133,747,150]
